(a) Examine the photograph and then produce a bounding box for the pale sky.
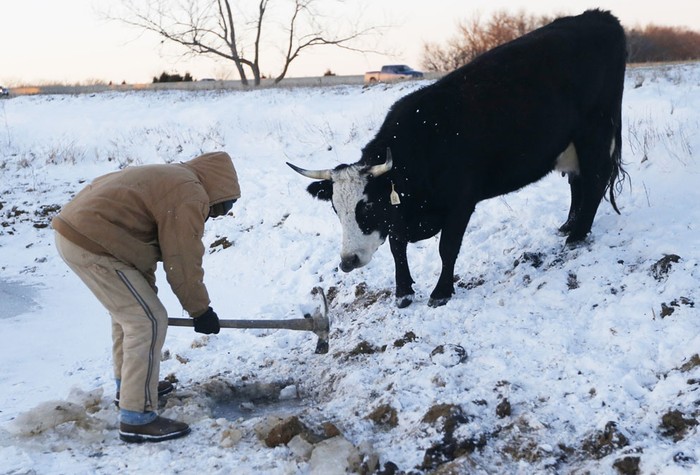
[1,0,699,86]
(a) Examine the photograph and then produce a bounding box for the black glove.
[193,307,220,334]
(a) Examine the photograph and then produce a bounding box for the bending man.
[52,151,240,443]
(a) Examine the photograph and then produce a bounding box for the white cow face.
[287,150,394,272]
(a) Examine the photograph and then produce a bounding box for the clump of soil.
[348,340,381,357]
[502,437,543,464]
[209,236,233,251]
[1,203,62,230]
[456,275,486,290]
[33,204,62,228]
[514,252,545,269]
[567,272,580,290]
[613,456,641,475]
[422,404,467,429]
[419,404,485,471]
[324,286,339,304]
[260,416,347,449]
[393,331,417,348]
[265,416,308,447]
[430,344,468,367]
[582,421,629,460]
[421,434,486,471]
[352,282,391,309]
[673,451,696,466]
[660,297,695,318]
[367,404,398,429]
[496,398,512,418]
[680,354,700,372]
[650,254,681,281]
[659,410,698,441]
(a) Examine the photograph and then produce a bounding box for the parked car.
[0,86,9,97]
[364,65,424,84]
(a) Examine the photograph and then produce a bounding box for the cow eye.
[355,201,376,234]
[356,200,372,217]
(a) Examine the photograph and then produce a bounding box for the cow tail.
[607,112,628,215]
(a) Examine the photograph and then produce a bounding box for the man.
[52,151,240,443]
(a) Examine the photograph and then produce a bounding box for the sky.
[1,0,699,86]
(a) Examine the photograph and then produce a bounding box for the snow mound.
[7,387,104,436]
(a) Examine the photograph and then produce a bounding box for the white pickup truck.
[364,65,424,84]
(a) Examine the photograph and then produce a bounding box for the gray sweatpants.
[55,232,166,413]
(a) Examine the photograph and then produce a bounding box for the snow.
[1,63,699,474]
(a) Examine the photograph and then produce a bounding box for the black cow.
[288,10,628,308]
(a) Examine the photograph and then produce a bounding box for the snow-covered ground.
[0,63,698,474]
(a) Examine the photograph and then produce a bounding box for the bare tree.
[421,10,552,73]
[627,25,700,63]
[108,0,384,86]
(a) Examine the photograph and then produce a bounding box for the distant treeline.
[627,25,700,63]
[153,72,194,83]
[421,11,700,72]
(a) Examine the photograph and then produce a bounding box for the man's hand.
[193,307,220,334]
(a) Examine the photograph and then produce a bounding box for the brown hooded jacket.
[52,152,241,315]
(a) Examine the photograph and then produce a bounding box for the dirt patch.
[393,331,417,348]
[351,282,392,309]
[419,404,485,471]
[581,421,629,460]
[367,404,399,429]
[456,275,486,290]
[348,340,382,357]
[514,252,546,269]
[422,404,466,427]
[265,416,308,447]
[33,204,62,228]
[324,286,339,304]
[496,398,512,418]
[1,203,62,230]
[660,296,695,318]
[209,236,233,251]
[613,456,641,475]
[659,410,698,441]
[650,254,681,281]
[679,354,700,372]
[567,272,580,290]
[430,344,468,367]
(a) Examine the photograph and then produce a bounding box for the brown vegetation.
[422,10,700,72]
[421,11,553,72]
[627,25,700,63]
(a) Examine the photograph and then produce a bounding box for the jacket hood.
[183,152,241,205]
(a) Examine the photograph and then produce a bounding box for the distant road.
[5,63,696,98]
[7,73,444,97]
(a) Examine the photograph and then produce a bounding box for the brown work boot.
[119,416,191,443]
[114,380,174,408]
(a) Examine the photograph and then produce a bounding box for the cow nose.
[340,254,360,273]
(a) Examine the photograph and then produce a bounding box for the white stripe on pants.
[55,232,167,413]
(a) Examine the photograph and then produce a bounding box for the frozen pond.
[0,279,39,319]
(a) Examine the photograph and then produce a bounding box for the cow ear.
[307,180,333,201]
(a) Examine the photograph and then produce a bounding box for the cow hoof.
[428,297,450,308]
[558,220,575,235]
[565,233,588,247]
[396,295,414,308]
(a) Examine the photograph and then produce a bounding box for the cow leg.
[566,134,614,243]
[389,236,415,308]
[559,173,583,235]
[429,206,474,307]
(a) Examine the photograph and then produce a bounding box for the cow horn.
[367,148,393,177]
[286,162,332,180]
